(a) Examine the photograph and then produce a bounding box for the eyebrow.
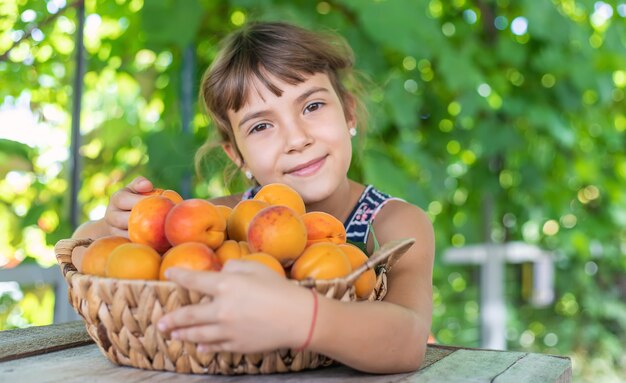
[237,86,329,130]
[295,86,328,105]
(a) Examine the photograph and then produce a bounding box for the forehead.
[241,72,335,109]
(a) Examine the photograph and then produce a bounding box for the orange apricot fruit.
[302,211,346,247]
[81,236,130,276]
[215,205,233,223]
[159,242,221,281]
[239,252,286,278]
[253,183,306,215]
[164,199,226,249]
[247,205,307,266]
[215,239,250,265]
[106,243,161,280]
[227,200,269,242]
[338,243,376,299]
[128,195,175,253]
[141,188,183,204]
[290,242,352,281]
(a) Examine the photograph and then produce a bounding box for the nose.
[283,119,313,153]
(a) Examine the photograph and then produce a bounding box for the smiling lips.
[285,155,327,177]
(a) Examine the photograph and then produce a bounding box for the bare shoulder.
[373,199,434,312]
[208,193,243,208]
[373,199,434,247]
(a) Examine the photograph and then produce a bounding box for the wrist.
[294,288,318,352]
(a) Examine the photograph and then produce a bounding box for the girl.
[73,21,434,374]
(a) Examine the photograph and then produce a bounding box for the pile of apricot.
[81,184,375,299]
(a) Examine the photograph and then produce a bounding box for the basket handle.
[55,238,94,276]
[344,238,415,285]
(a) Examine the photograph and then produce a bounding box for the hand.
[103,176,154,237]
[157,260,313,354]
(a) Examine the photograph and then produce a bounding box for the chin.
[291,180,337,204]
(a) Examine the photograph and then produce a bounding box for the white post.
[480,247,506,350]
[443,243,554,350]
[479,194,506,350]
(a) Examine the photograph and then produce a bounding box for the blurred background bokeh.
[1,0,625,381]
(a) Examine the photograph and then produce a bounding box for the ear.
[222,142,243,167]
[343,93,357,130]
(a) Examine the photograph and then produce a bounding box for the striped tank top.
[242,185,403,244]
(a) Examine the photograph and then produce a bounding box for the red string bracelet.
[295,288,318,352]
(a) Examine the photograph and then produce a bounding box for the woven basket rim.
[55,237,416,288]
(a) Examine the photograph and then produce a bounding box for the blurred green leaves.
[141,0,204,49]
[0,139,33,177]
[1,1,625,381]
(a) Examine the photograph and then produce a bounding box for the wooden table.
[0,321,572,382]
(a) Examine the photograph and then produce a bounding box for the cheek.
[341,137,353,168]
[240,138,281,176]
[321,129,352,169]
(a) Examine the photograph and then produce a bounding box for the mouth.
[285,155,328,177]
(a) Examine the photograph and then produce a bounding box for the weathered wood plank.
[420,344,456,369]
[0,321,93,362]
[0,344,414,383]
[402,349,527,382]
[0,322,572,382]
[492,352,573,383]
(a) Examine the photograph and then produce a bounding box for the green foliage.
[0,139,33,176]
[1,0,625,380]
[0,284,55,330]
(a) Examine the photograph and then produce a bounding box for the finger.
[166,267,223,295]
[169,324,228,344]
[223,259,278,278]
[223,259,266,274]
[105,211,131,231]
[127,176,153,193]
[110,189,146,211]
[109,227,129,238]
[158,303,217,331]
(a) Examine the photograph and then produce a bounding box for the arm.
[309,200,434,373]
[71,218,110,240]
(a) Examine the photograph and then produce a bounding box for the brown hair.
[195,21,367,183]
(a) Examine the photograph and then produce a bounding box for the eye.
[249,122,270,135]
[304,102,324,114]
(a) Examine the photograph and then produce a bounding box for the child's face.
[224,72,355,203]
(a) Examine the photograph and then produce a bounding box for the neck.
[305,179,364,223]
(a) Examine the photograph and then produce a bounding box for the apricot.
[159,242,222,280]
[215,205,233,223]
[291,242,352,281]
[247,205,307,266]
[81,236,130,276]
[227,200,269,242]
[302,211,346,247]
[253,183,306,215]
[106,243,161,280]
[164,199,226,249]
[239,252,286,278]
[338,243,376,299]
[215,239,250,265]
[128,195,175,253]
[141,188,183,204]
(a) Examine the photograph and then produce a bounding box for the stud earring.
[349,127,357,137]
[244,169,253,180]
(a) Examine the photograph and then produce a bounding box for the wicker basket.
[55,237,415,375]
